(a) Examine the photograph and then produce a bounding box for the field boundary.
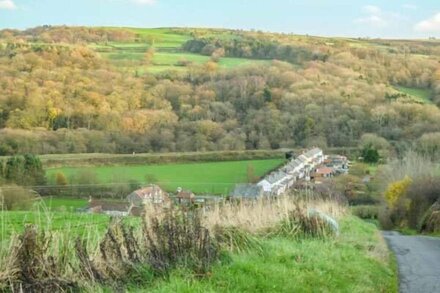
[33,148,359,168]
[40,150,287,168]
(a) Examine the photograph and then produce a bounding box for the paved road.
[383,231,440,293]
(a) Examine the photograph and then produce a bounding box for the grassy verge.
[1,197,397,292]
[146,216,397,293]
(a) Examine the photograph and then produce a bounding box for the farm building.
[324,155,349,170]
[87,198,143,217]
[230,184,265,199]
[127,184,169,206]
[176,187,196,204]
[312,167,334,179]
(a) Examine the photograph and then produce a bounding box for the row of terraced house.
[230,148,324,199]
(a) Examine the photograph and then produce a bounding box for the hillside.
[0,26,439,155]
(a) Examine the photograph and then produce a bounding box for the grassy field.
[46,159,284,194]
[395,86,432,104]
[41,197,88,211]
[90,27,267,74]
[0,209,109,240]
[138,216,397,292]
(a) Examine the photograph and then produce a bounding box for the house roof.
[177,190,195,199]
[130,184,166,199]
[315,167,334,175]
[284,159,302,172]
[266,171,287,184]
[303,148,322,159]
[89,199,130,212]
[230,184,263,198]
[297,155,308,162]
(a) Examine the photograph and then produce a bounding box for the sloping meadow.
[0,195,395,292]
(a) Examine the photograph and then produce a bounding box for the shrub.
[3,154,46,186]
[378,151,439,229]
[378,206,394,230]
[144,209,220,275]
[406,176,440,230]
[55,172,68,186]
[419,200,440,233]
[7,226,79,292]
[0,185,35,211]
[362,146,380,163]
[384,176,412,208]
[351,205,379,220]
[273,205,339,239]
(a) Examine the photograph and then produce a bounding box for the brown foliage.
[7,226,79,293]
[0,186,35,211]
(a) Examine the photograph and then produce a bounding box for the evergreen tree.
[362,146,380,164]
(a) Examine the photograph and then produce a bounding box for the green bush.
[362,147,380,164]
[351,205,379,220]
[145,210,220,275]
[0,186,36,211]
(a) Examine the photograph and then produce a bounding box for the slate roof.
[297,155,308,162]
[266,171,288,184]
[303,148,322,159]
[230,184,264,198]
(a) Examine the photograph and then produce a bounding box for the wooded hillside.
[0,26,439,155]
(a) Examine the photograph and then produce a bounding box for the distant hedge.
[40,150,287,168]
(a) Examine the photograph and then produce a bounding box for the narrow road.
[383,231,440,293]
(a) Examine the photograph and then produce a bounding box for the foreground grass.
[1,197,397,292]
[46,159,284,194]
[132,216,397,292]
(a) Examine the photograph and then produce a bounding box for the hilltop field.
[90,27,270,73]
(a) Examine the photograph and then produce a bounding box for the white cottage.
[257,171,290,195]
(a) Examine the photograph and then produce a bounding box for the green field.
[0,209,109,240]
[395,86,432,104]
[41,197,88,211]
[46,159,284,194]
[91,27,267,74]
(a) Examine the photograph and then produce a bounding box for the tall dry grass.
[202,194,346,233]
[0,194,346,291]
